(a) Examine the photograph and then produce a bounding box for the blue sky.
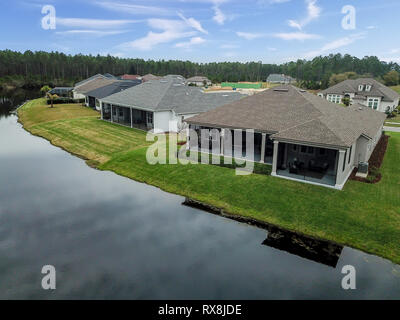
[1,0,400,64]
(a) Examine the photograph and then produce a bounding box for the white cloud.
[273,32,321,40]
[220,43,239,49]
[213,5,226,25]
[57,18,139,29]
[366,25,377,30]
[288,0,321,30]
[236,32,265,40]
[94,1,172,15]
[177,12,208,34]
[304,33,366,58]
[55,30,129,37]
[122,19,198,50]
[175,36,206,48]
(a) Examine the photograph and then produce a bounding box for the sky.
[1,0,400,64]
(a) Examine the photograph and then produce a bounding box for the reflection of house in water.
[182,197,343,268]
[262,226,343,268]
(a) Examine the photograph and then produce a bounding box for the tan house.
[185,85,386,190]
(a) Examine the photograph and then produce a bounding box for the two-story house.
[318,78,399,113]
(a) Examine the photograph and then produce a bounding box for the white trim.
[272,172,342,190]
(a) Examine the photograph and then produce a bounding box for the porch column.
[110,105,113,123]
[220,129,225,155]
[336,149,346,186]
[130,108,133,128]
[272,140,279,175]
[100,102,103,120]
[186,126,190,150]
[260,133,266,163]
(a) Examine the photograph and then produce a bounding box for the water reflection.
[183,198,343,268]
[0,89,40,118]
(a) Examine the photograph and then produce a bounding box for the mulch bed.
[349,134,389,184]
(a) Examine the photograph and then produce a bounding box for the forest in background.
[0,49,399,90]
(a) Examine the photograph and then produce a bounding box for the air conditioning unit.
[358,162,369,174]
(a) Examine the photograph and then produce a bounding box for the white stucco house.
[186,76,212,87]
[99,75,244,133]
[318,78,399,113]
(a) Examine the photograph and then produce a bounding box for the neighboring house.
[103,73,117,79]
[99,75,244,132]
[119,74,141,81]
[319,78,400,113]
[267,74,296,84]
[142,74,161,82]
[49,87,73,98]
[73,74,108,99]
[185,85,386,190]
[186,76,212,87]
[74,78,119,106]
[84,80,141,111]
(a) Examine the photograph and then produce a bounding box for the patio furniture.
[309,159,329,173]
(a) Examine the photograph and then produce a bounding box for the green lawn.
[19,99,400,264]
[390,85,400,95]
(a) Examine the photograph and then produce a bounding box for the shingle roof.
[74,78,118,94]
[321,78,400,102]
[142,74,161,82]
[75,74,106,88]
[101,75,244,114]
[85,80,141,99]
[186,85,386,148]
[186,76,211,82]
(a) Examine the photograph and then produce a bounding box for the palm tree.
[46,93,58,108]
[40,85,51,97]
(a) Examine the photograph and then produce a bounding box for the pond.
[0,90,399,299]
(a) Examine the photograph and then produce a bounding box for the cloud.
[288,0,321,30]
[175,36,206,48]
[213,5,226,25]
[55,30,129,37]
[122,19,197,50]
[273,32,321,40]
[366,25,377,30]
[94,1,172,15]
[304,33,366,58]
[57,18,139,29]
[236,32,265,40]
[177,12,208,34]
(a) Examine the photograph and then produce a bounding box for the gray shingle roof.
[321,78,400,102]
[85,80,141,99]
[101,75,244,114]
[74,78,118,95]
[186,85,386,148]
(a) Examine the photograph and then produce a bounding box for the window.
[365,85,371,92]
[319,148,326,156]
[119,109,123,117]
[327,94,342,104]
[292,145,298,152]
[348,146,352,164]
[358,85,364,91]
[368,98,379,110]
[112,107,116,116]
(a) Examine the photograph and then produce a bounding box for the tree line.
[0,49,399,89]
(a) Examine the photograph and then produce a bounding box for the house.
[49,87,73,98]
[185,85,386,190]
[142,74,162,82]
[119,74,141,81]
[318,78,400,113]
[84,80,141,110]
[73,74,108,99]
[186,76,212,87]
[74,78,119,106]
[99,75,244,132]
[267,74,296,84]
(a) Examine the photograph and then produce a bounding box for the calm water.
[0,91,399,299]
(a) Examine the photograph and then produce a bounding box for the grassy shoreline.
[18,99,400,264]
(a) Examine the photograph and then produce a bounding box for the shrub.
[46,98,85,105]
